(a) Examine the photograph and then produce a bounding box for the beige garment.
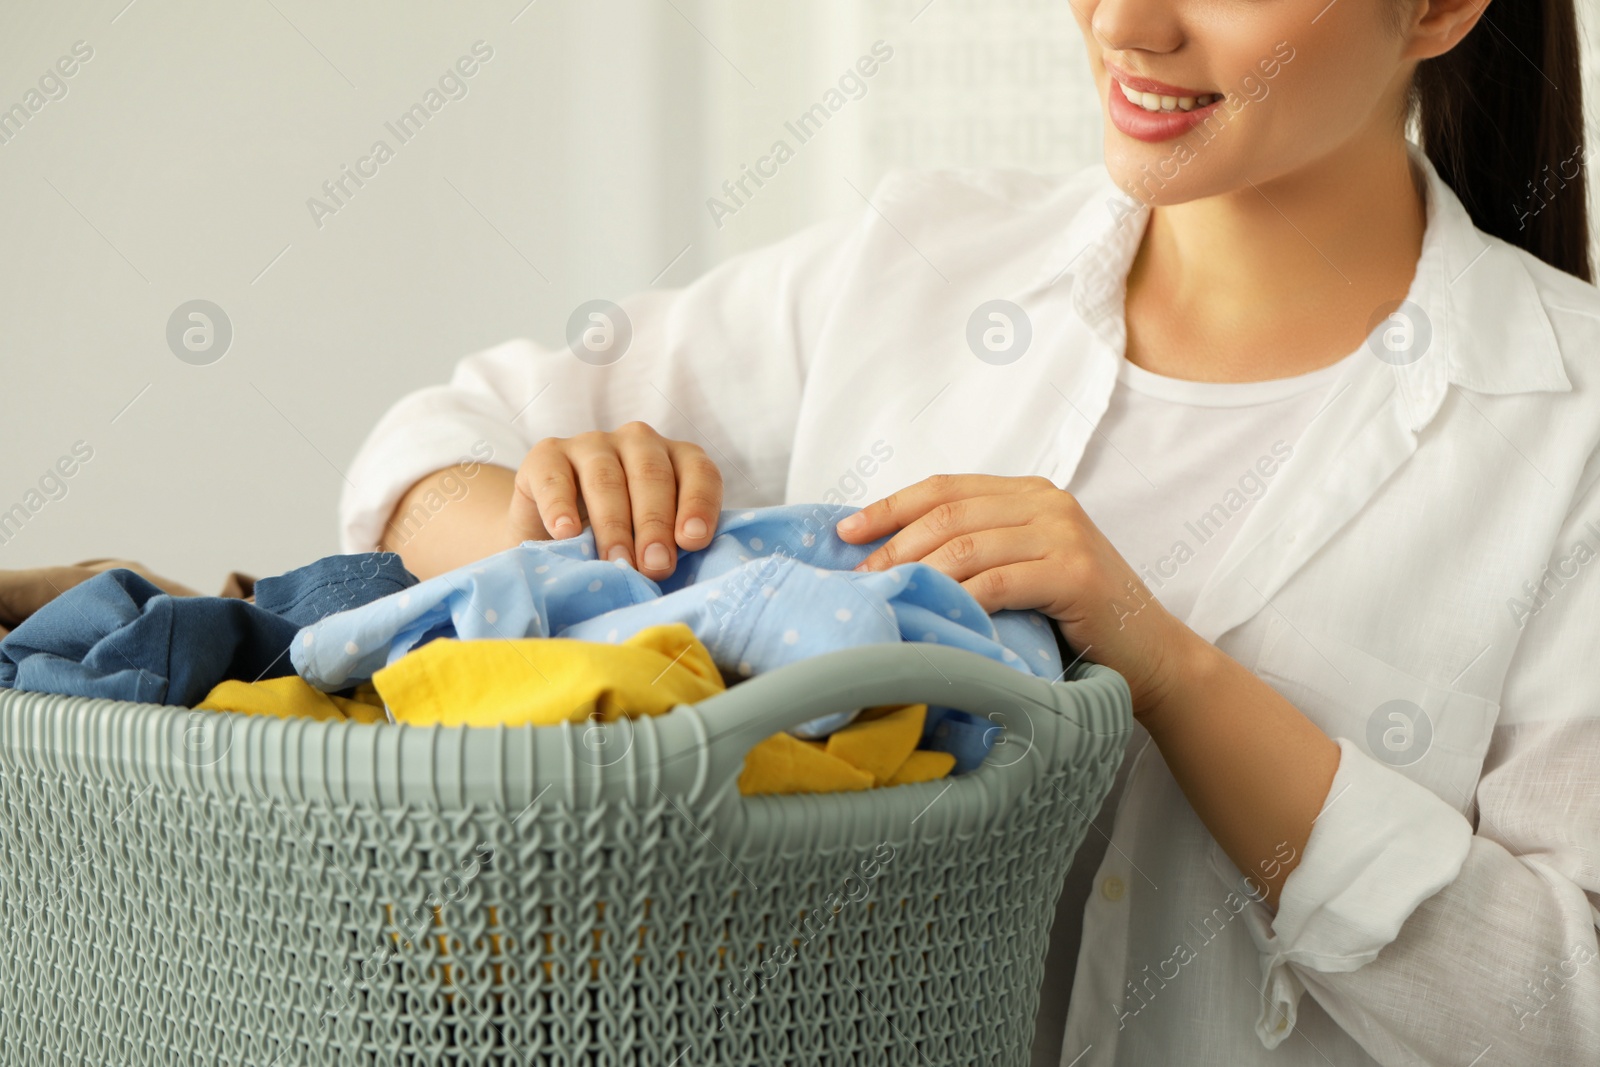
[0,559,254,639]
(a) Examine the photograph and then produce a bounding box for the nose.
[1088,0,1184,60]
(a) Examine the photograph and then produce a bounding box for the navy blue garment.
[0,554,416,706]
[254,552,418,627]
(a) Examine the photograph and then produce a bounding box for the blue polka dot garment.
[291,503,1064,737]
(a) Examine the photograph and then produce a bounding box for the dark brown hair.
[1412,0,1592,281]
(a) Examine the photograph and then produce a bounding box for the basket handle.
[673,641,1122,797]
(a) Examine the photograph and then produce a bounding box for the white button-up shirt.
[341,144,1600,1066]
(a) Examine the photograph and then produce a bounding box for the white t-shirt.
[1064,347,1366,626]
[1036,343,1369,1054]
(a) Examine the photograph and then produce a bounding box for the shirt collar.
[1021,143,1573,432]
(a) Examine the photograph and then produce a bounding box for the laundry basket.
[0,641,1131,1067]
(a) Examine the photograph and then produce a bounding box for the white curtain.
[690,0,1102,263]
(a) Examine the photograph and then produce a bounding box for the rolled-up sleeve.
[338,204,873,553]
[1240,460,1600,1062]
[1236,739,1474,1045]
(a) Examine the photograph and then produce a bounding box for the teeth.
[1117,81,1220,113]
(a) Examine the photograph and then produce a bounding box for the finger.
[917,524,1051,586]
[569,434,635,566]
[615,425,680,579]
[854,492,1038,572]
[957,559,1060,617]
[667,441,722,550]
[511,440,580,542]
[836,473,1034,544]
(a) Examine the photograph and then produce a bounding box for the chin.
[1103,143,1223,208]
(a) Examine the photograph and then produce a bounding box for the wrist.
[1135,623,1229,733]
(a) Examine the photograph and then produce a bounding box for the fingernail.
[643,542,670,569]
[608,545,631,566]
[683,517,707,540]
[551,516,577,536]
[838,513,864,532]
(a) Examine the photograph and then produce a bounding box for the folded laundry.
[0,553,417,705]
[292,503,1063,737]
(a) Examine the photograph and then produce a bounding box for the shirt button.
[1101,876,1125,901]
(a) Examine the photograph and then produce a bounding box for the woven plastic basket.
[0,641,1130,1067]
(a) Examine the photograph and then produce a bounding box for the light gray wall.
[1,0,1596,590]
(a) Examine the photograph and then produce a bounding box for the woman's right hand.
[509,421,724,581]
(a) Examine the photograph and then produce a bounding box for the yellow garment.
[370,623,724,727]
[198,623,955,797]
[824,703,925,784]
[886,749,958,786]
[738,733,875,795]
[196,676,386,724]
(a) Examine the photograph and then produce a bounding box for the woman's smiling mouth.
[1104,61,1228,142]
[1115,81,1224,113]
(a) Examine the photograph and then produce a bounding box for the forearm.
[378,464,529,580]
[1139,633,1341,910]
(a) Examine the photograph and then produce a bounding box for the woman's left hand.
[836,473,1199,716]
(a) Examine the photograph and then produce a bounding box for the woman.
[340,0,1598,1061]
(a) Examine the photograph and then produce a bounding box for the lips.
[1104,61,1215,99]
[1102,61,1228,143]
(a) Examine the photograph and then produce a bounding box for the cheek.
[1247,24,1401,156]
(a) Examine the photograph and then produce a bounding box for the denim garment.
[0,554,416,706]
[254,552,417,627]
